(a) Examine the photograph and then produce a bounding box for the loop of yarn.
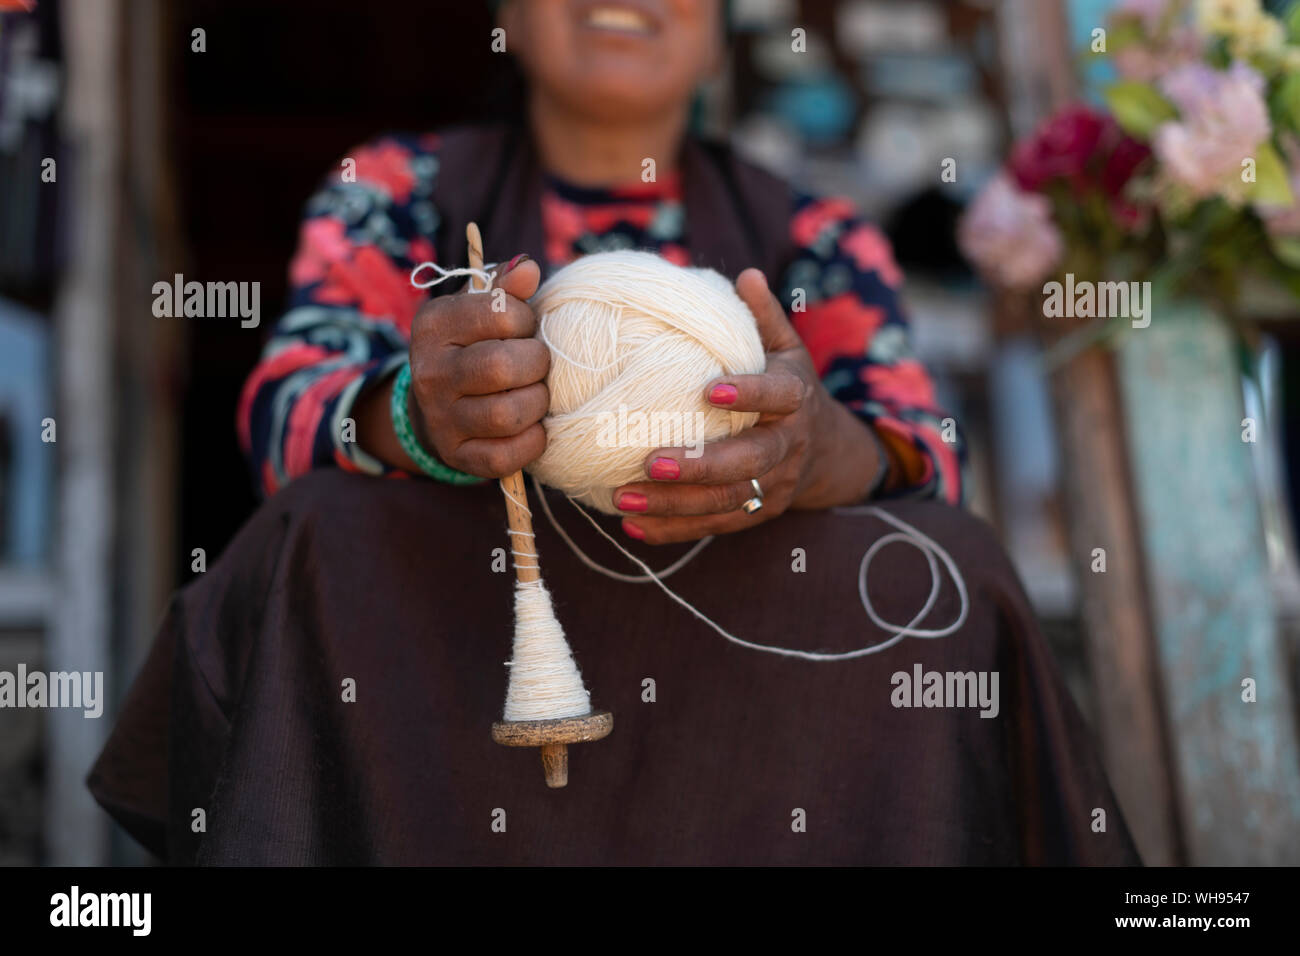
[538,473,969,662]
[525,251,767,514]
[410,261,498,292]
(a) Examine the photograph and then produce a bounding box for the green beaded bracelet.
[390,361,486,485]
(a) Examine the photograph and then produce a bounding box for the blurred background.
[1,0,1297,865]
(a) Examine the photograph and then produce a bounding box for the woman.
[88,0,1140,865]
[243,3,961,521]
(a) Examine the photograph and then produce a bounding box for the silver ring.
[741,477,764,514]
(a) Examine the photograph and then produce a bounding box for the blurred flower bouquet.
[959,0,1300,331]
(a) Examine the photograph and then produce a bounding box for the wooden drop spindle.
[468,222,612,787]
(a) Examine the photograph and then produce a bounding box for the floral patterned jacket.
[238,132,966,505]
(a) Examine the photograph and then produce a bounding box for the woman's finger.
[452,381,549,438]
[620,500,770,544]
[451,422,547,477]
[451,337,551,395]
[704,370,808,415]
[642,423,788,485]
[612,478,759,517]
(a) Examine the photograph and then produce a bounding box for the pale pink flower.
[1113,26,1204,82]
[1115,0,1174,31]
[1153,61,1270,201]
[958,174,1064,291]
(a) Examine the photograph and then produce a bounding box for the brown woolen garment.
[87,470,1141,865]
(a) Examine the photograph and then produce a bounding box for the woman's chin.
[554,78,692,122]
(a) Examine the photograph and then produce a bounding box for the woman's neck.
[528,91,689,188]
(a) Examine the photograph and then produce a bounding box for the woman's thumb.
[736,267,801,353]
[495,254,540,300]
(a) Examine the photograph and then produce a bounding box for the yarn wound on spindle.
[525,250,767,513]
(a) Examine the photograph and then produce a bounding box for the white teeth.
[587,6,651,32]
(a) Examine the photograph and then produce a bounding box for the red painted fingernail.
[649,457,680,480]
[708,384,738,405]
[502,253,530,275]
[622,519,645,540]
[617,492,648,512]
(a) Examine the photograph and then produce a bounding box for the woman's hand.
[612,269,891,545]
[356,255,549,477]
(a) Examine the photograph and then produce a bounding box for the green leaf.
[1287,2,1300,43]
[1103,81,1178,138]
[1274,72,1300,134]
[1249,141,1295,206]
[1270,235,1300,269]
[1206,35,1233,69]
[1103,16,1146,53]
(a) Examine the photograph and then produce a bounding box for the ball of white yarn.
[526,250,767,514]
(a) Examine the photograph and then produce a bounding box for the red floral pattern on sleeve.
[238,133,439,496]
[778,196,966,504]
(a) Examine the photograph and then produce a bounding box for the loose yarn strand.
[532,474,715,583]
[410,261,498,292]
[535,313,626,376]
[537,476,968,662]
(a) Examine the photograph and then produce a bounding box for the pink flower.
[840,225,904,288]
[1114,0,1172,31]
[1008,106,1108,192]
[860,360,937,409]
[1114,26,1204,82]
[408,236,434,267]
[790,294,884,376]
[284,365,364,479]
[790,198,857,247]
[315,245,426,334]
[912,422,960,505]
[237,343,333,453]
[582,203,657,233]
[1154,61,1271,201]
[958,174,1064,290]
[541,193,587,266]
[289,217,352,286]
[349,140,418,202]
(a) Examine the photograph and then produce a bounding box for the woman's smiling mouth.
[579,3,659,37]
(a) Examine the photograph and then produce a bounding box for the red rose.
[1100,122,1152,199]
[1098,118,1153,231]
[1008,105,1107,192]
